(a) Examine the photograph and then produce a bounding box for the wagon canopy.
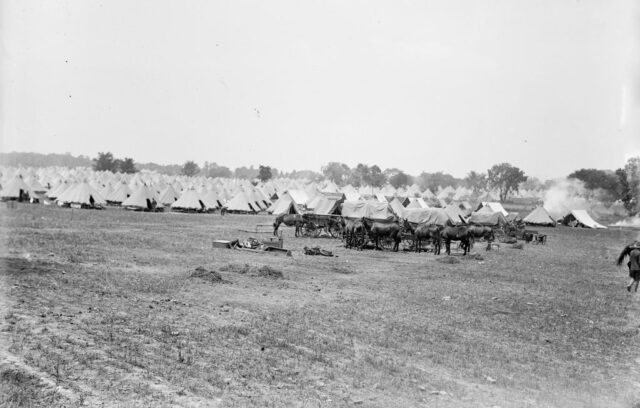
[468,211,508,226]
[341,200,396,220]
[403,208,457,226]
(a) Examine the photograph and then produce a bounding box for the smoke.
[543,178,628,223]
[613,217,640,228]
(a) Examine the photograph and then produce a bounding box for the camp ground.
[2,162,639,408]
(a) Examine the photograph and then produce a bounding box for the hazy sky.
[2,0,639,179]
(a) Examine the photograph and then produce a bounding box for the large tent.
[561,210,606,229]
[158,185,180,206]
[523,206,556,226]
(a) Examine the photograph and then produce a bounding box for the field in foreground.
[2,204,640,407]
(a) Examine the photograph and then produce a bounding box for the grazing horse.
[441,223,471,255]
[361,217,402,252]
[402,220,441,254]
[343,218,365,250]
[273,214,305,237]
[467,225,495,250]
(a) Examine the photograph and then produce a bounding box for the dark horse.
[441,221,471,255]
[402,219,441,254]
[466,225,495,250]
[273,214,305,237]
[361,217,402,252]
[343,218,365,250]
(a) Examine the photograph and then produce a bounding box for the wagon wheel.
[328,224,342,239]
[379,237,394,250]
[303,222,317,237]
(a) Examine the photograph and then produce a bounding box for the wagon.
[301,214,343,238]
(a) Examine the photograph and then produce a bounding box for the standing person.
[617,241,640,292]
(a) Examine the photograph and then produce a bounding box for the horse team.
[273,213,496,256]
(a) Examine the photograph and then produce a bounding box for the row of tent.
[0,166,606,228]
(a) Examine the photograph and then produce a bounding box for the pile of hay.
[437,256,460,264]
[219,263,284,279]
[190,266,224,283]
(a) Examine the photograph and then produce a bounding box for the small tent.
[158,185,180,206]
[523,207,556,227]
[106,183,133,205]
[476,202,509,216]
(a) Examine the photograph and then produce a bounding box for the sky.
[2,0,639,180]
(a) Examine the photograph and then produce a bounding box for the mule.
[441,224,471,255]
[343,218,365,250]
[402,220,441,254]
[362,217,402,252]
[273,214,305,237]
[466,225,495,250]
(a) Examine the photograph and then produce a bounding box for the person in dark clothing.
[617,241,640,292]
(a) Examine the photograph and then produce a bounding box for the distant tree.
[258,165,273,182]
[367,165,387,188]
[322,162,351,185]
[487,163,528,202]
[464,171,488,194]
[520,176,543,191]
[93,152,116,172]
[619,157,640,215]
[119,157,137,174]
[234,166,259,179]
[202,162,232,178]
[568,168,621,200]
[181,160,200,177]
[389,171,411,189]
[416,172,462,193]
[349,163,371,187]
[285,169,322,180]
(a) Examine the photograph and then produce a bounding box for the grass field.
[2,204,640,407]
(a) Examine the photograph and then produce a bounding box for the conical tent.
[225,191,259,213]
[158,185,180,206]
[200,189,221,209]
[106,183,133,204]
[171,189,206,212]
[121,185,158,210]
[0,176,31,199]
[56,182,106,207]
[523,206,556,226]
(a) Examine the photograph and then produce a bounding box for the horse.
[441,222,471,256]
[361,217,402,252]
[402,219,441,254]
[617,241,640,292]
[343,218,365,250]
[273,214,305,237]
[466,225,495,250]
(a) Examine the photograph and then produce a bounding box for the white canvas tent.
[561,210,606,229]
[523,206,556,226]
